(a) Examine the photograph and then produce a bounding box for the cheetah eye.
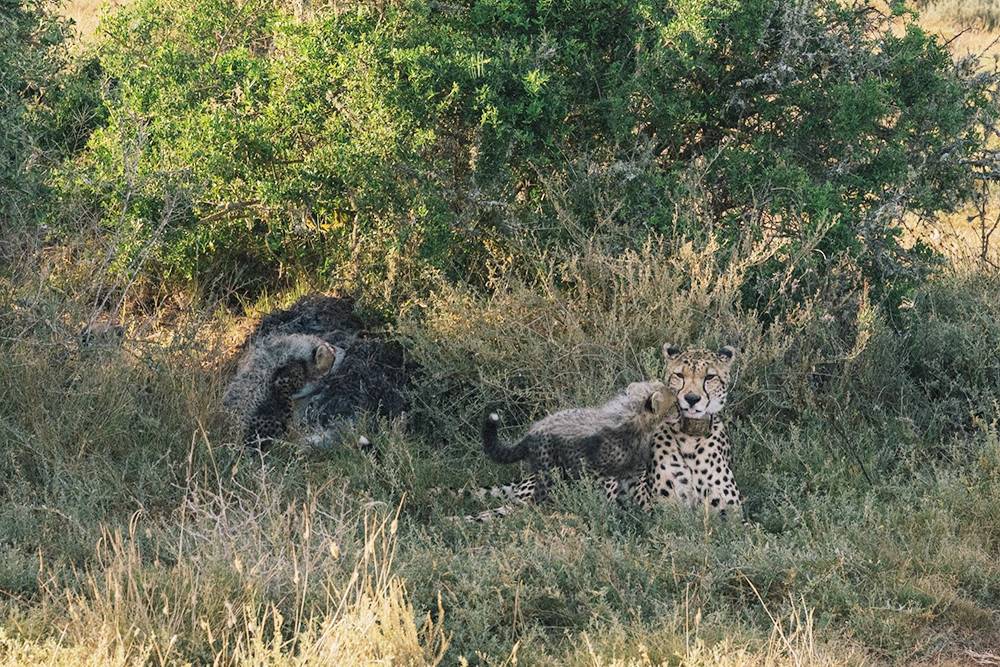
[705,374,717,381]
[673,373,684,380]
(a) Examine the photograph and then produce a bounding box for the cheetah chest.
[647,420,739,512]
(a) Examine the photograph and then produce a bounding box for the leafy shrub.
[59,0,1000,307]
[0,0,72,261]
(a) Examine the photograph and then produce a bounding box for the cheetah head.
[662,344,736,420]
[310,341,344,379]
[624,380,680,429]
[288,337,345,400]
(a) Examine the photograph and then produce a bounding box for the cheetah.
[451,380,678,521]
[223,333,344,448]
[622,343,742,518]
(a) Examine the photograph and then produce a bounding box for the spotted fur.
[223,333,344,448]
[620,344,742,517]
[452,381,678,521]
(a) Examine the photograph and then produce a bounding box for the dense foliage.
[55,0,1000,303]
[0,0,65,256]
[0,0,107,272]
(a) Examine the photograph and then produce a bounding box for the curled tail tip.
[482,408,500,431]
[483,408,524,463]
[482,412,500,441]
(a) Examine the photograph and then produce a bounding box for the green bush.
[0,0,72,261]
[57,0,1000,307]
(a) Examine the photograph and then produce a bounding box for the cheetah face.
[625,380,681,427]
[662,343,736,420]
[310,342,344,379]
[290,342,345,401]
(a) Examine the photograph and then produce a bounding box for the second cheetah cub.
[470,381,678,517]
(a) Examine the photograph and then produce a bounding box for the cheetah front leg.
[604,471,652,510]
[432,474,537,503]
[648,445,700,510]
[464,502,522,522]
[693,443,742,518]
[601,476,622,502]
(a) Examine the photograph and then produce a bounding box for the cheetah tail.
[481,409,529,464]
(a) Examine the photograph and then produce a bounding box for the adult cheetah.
[443,344,741,521]
[622,343,742,518]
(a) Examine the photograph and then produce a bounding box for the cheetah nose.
[684,392,701,407]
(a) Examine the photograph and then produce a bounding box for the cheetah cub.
[465,381,678,520]
[223,333,344,449]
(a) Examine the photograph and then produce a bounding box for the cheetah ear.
[647,389,665,414]
[662,343,682,360]
[716,346,736,364]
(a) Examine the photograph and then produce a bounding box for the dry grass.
[917,0,1000,30]
[904,201,1000,269]
[5,246,1000,664]
[61,0,130,41]
[3,497,450,666]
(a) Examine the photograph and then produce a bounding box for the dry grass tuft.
[61,0,130,41]
[12,486,448,666]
